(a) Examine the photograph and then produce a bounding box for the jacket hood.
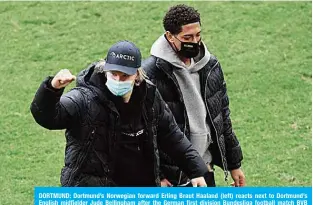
[76,62,104,88]
[150,34,211,73]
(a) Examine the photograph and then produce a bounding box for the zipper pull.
[89,128,96,142]
[224,171,229,182]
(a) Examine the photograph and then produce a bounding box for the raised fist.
[51,69,76,89]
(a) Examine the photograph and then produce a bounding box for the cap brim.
[102,63,138,75]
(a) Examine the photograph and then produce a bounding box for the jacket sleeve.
[155,90,208,179]
[219,64,243,170]
[30,77,82,130]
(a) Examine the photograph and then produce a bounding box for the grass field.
[0,2,311,204]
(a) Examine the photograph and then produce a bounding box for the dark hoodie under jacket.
[30,63,208,187]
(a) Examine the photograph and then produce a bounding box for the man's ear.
[165,31,175,43]
[135,79,140,86]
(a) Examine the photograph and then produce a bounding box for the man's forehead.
[180,22,201,35]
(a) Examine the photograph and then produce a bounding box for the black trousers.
[204,171,216,187]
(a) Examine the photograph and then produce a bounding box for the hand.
[160,178,172,187]
[230,168,246,187]
[51,69,76,89]
[190,177,207,187]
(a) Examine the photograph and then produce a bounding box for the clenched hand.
[51,69,76,89]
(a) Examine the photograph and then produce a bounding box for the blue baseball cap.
[102,40,142,75]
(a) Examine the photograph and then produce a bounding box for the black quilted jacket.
[142,55,243,182]
[30,63,208,186]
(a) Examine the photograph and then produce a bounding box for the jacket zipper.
[203,63,229,182]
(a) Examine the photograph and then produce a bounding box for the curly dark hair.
[163,4,201,35]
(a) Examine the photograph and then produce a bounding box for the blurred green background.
[0,2,311,204]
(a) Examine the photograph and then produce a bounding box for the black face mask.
[174,36,201,58]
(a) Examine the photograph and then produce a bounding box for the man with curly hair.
[142,4,246,187]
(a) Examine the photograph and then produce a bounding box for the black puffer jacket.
[30,63,208,186]
[142,55,243,182]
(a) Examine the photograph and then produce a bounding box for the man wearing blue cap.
[30,40,209,187]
